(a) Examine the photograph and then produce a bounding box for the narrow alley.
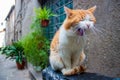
[0,54,30,80]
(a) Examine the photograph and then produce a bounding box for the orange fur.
[63,65,86,76]
[63,7,96,30]
[50,30,59,53]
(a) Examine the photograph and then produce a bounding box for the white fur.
[78,15,94,29]
[58,25,85,69]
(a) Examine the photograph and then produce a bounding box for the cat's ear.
[87,5,96,13]
[64,6,72,16]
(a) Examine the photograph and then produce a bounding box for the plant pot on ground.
[16,60,25,70]
[15,52,26,70]
[0,41,26,70]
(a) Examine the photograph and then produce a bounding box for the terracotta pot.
[16,60,25,70]
[41,19,49,27]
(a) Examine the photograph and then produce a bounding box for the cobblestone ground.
[0,54,30,80]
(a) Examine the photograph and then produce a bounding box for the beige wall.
[5,9,15,45]
[14,0,40,41]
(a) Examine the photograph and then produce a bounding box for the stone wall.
[14,0,40,41]
[5,8,15,45]
[73,0,120,77]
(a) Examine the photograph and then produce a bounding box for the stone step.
[28,64,42,80]
[42,66,120,80]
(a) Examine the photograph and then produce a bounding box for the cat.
[49,6,96,76]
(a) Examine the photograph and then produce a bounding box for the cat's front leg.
[59,48,72,75]
[72,50,86,68]
[66,50,86,75]
[59,49,71,69]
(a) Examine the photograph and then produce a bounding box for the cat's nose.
[86,24,90,29]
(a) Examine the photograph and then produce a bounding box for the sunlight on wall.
[0,0,15,47]
[0,0,15,22]
[0,22,5,47]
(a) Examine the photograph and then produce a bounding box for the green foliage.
[0,47,8,54]
[20,6,52,69]
[0,41,25,64]
[31,6,56,29]
[35,6,56,20]
[30,16,41,30]
[21,30,50,69]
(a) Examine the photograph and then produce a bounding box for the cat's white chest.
[59,26,84,52]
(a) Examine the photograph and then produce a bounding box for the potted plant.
[35,6,56,27]
[20,10,50,71]
[21,30,50,71]
[12,42,26,69]
[0,41,26,70]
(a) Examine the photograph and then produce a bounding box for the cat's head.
[63,6,96,36]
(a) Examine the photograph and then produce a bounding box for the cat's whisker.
[91,28,98,36]
[93,28,105,38]
[84,32,88,43]
[91,27,109,39]
[93,27,108,35]
[90,28,95,33]
[93,27,103,34]
[98,27,110,36]
[77,36,80,43]
[74,29,78,33]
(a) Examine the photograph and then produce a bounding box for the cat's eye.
[81,19,85,21]
[90,19,94,21]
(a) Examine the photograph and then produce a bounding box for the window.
[44,0,73,41]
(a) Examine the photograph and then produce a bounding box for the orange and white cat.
[49,6,96,75]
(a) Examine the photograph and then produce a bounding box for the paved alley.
[0,54,30,80]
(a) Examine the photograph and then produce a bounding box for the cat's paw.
[79,65,86,73]
[61,66,86,76]
[62,69,76,76]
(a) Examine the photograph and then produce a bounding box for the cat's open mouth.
[77,28,85,36]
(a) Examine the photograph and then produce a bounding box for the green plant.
[20,6,51,70]
[0,46,8,54]
[0,41,25,64]
[21,30,50,69]
[35,6,56,20]
[12,41,25,64]
[30,17,42,31]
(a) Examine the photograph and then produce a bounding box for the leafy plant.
[0,46,8,54]
[35,6,56,20]
[20,6,51,70]
[12,41,25,64]
[30,17,42,31]
[21,30,50,69]
[0,41,25,64]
